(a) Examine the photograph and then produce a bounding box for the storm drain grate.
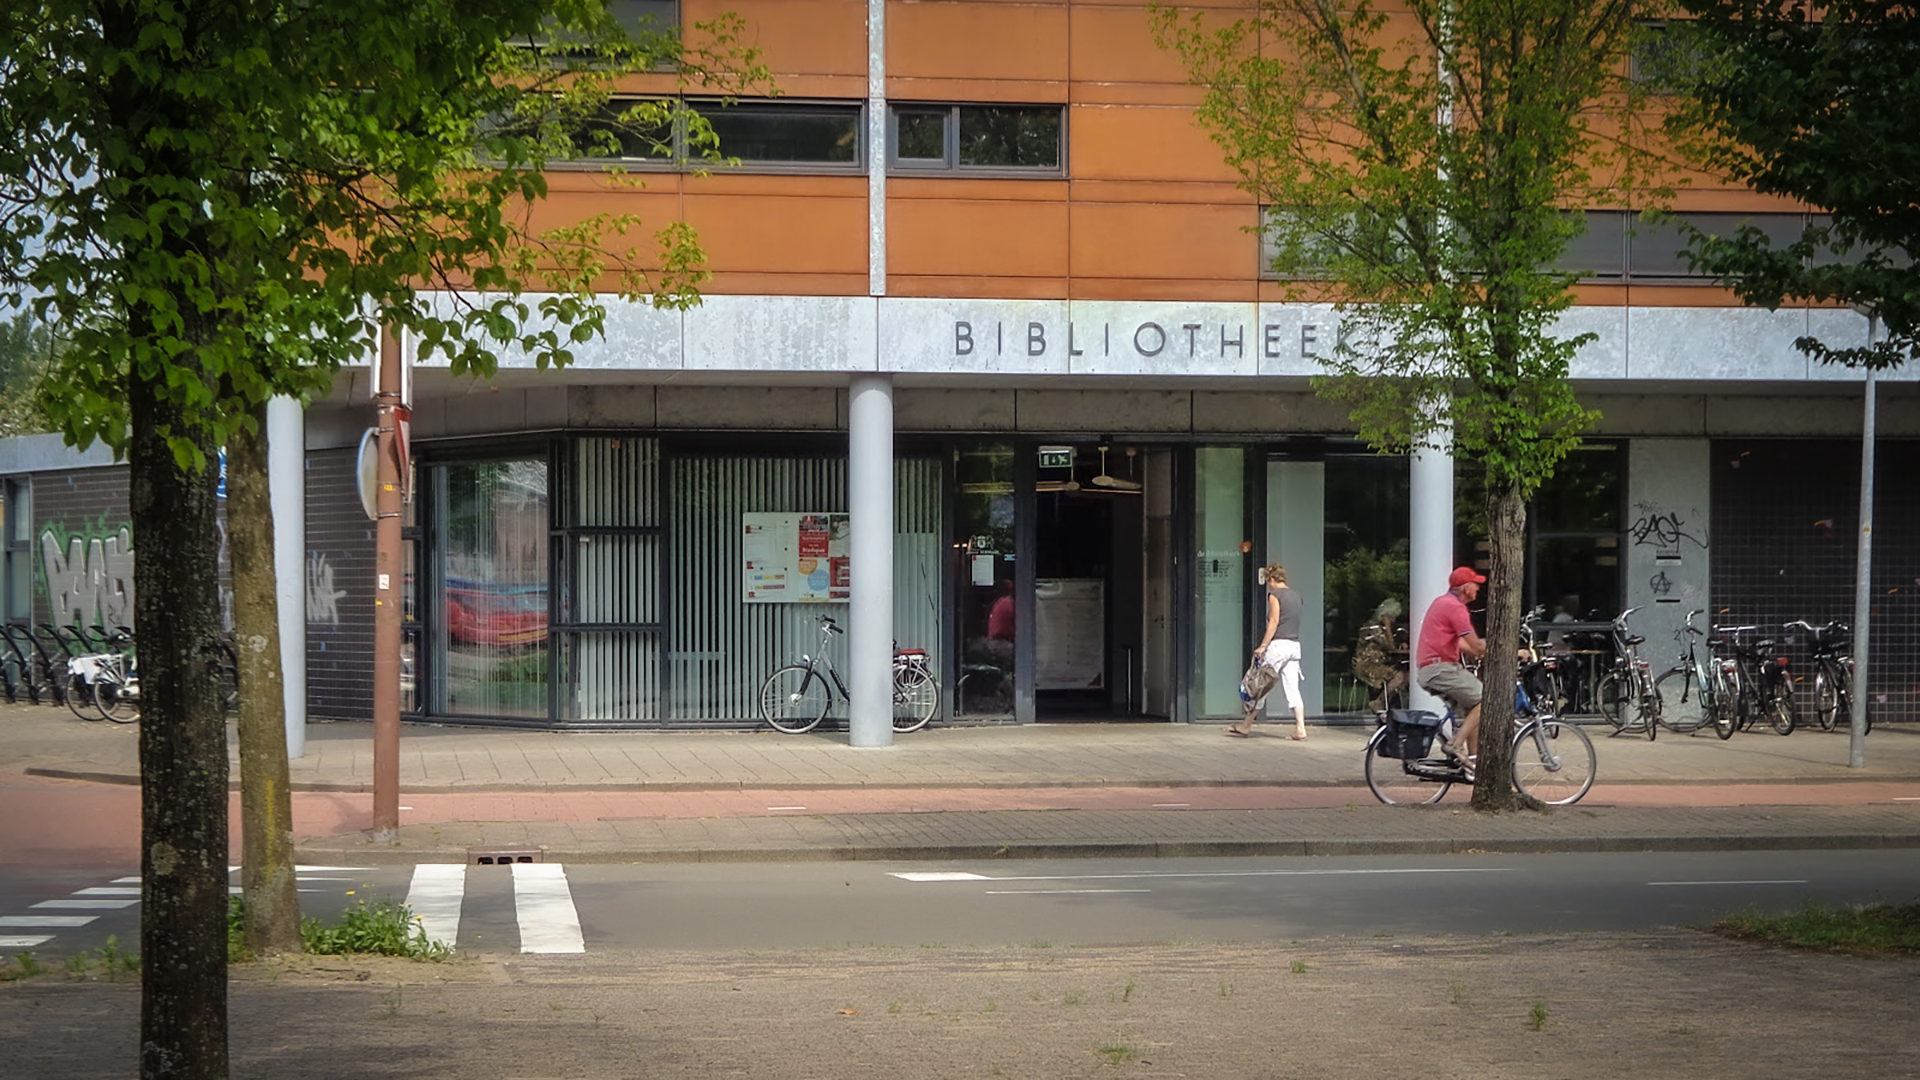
[470,848,543,865]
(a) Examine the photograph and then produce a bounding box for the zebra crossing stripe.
[511,863,585,954]
[405,864,468,949]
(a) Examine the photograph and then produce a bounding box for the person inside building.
[1416,567,1487,775]
[1352,597,1407,714]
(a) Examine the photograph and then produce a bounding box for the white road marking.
[767,806,808,813]
[986,889,1154,895]
[890,872,992,882]
[0,916,97,928]
[405,864,468,949]
[31,899,138,910]
[0,935,54,948]
[73,887,141,896]
[511,863,585,954]
[895,868,1511,884]
[1648,880,1808,887]
[1151,803,1190,809]
[111,877,139,884]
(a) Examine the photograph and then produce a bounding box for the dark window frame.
[886,103,1067,178]
[554,96,867,175]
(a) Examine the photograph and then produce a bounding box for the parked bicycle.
[61,625,139,724]
[1722,625,1796,735]
[1649,609,1737,740]
[1785,619,1869,735]
[1364,698,1597,806]
[1516,607,1567,719]
[1595,607,1661,740]
[758,615,939,734]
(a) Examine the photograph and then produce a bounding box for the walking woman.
[1229,563,1307,740]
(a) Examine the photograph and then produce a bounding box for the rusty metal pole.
[372,329,403,838]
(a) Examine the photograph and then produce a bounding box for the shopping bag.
[1239,660,1278,708]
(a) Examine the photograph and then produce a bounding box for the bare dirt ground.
[5,932,1918,1079]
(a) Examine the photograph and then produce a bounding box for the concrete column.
[267,396,307,758]
[848,374,895,747]
[1409,412,1454,714]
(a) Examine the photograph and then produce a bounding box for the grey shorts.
[1417,662,1483,711]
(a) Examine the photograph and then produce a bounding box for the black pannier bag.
[1378,709,1446,759]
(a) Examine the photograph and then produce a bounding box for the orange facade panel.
[890,1,1070,84]
[1070,200,1257,283]
[682,191,870,275]
[1066,2,1202,89]
[889,196,1071,279]
[684,0,867,78]
[1069,104,1239,184]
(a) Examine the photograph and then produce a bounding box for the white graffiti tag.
[41,526,136,629]
[306,553,347,627]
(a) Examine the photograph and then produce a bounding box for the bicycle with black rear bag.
[1784,619,1868,735]
[1721,624,1796,735]
[1364,668,1597,806]
[1595,606,1661,740]
[758,615,939,734]
[1649,608,1738,740]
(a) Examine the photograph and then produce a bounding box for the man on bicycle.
[1416,566,1487,775]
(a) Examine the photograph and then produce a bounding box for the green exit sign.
[1037,445,1072,470]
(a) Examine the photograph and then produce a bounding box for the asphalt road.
[14,850,1918,960]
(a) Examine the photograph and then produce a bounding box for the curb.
[291,830,1920,866]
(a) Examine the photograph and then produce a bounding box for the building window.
[889,105,1065,175]
[564,98,864,173]
[1548,210,1817,283]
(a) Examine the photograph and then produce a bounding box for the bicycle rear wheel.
[1814,668,1841,732]
[891,665,938,733]
[66,671,103,721]
[1651,668,1704,735]
[1363,725,1449,805]
[759,664,830,734]
[1765,690,1796,736]
[1512,719,1596,806]
[95,675,140,724]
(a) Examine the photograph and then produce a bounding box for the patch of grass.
[1120,980,1135,1001]
[302,898,451,961]
[0,952,41,981]
[1217,980,1233,997]
[1527,1001,1549,1031]
[1062,990,1083,1005]
[1094,1044,1138,1064]
[1449,978,1468,1006]
[1711,901,1920,955]
[983,999,998,1013]
[1289,959,1307,974]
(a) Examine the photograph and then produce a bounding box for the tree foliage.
[0,309,57,436]
[0,4,770,1076]
[1,0,771,466]
[1154,0,1657,809]
[1664,0,1920,369]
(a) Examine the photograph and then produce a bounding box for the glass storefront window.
[434,458,550,719]
[955,445,1014,718]
[1194,447,1246,718]
[1323,453,1411,715]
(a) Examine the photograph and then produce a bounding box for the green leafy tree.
[1154,0,1657,809]
[0,309,58,435]
[1664,0,1920,368]
[0,2,768,1075]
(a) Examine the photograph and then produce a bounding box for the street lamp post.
[1849,310,1877,769]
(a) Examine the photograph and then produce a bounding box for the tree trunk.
[132,369,230,1078]
[1469,477,1532,812]
[229,401,301,957]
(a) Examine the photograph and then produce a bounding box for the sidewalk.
[5,702,1918,864]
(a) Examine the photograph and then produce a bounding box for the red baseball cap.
[1449,566,1486,588]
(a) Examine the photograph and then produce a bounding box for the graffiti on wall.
[1629,501,1708,561]
[41,520,135,629]
[307,553,347,626]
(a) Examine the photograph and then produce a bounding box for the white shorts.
[1259,638,1304,711]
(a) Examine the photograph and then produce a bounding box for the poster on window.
[742,512,851,602]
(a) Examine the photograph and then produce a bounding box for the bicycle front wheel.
[891,665,938,733]
[1512,719,1596,806]
[95,676,140,724]
[1652,668,1702,735]
[1814,668,1840,732]
[759,664,830,734]
[1363,725,1449,805]
[1595,672,1639,734]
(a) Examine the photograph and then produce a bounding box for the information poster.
[743,512,851,602]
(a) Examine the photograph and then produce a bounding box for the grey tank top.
[1266,587,1302,641]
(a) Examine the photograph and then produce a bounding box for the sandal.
[1287,733,1308,741]
[1225,724,1252,737]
